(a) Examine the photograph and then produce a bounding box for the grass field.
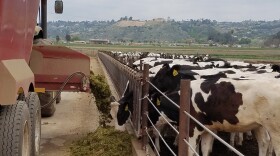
[65,43,280,63]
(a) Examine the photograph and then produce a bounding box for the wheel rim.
[35,110,41,154]
[22,120,30,156]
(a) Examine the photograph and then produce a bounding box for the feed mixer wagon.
[0,0,90,155]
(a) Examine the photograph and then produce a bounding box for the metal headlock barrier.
[98,51,143,137]
[98,51,244,156]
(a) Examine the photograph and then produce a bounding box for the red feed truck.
[0,0,90,155]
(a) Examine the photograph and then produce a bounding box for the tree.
[71,36,80,41]
[264,31,280,47]
[65,34,71,42]
[56,35,60,43]
[239,38,251,44]
[185,39,193,46]
[272,39,280,48]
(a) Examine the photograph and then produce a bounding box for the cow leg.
[189,129,203,156]
[267,141,274,156]
[253,127,270,156]
[154,132,160,153]
[269,132,280,156]
[200,132,215,156]
[245,131,253,140]
[230,132,243,150]
[153,126,161,153]
[235,132,243,146]
[173,134,178,146]
[230,132,236,147]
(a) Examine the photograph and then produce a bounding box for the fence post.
[178,80,190,156]
[141,64,150,150]
[140,60,143,71]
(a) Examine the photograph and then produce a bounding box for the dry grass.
[69,45,280,63]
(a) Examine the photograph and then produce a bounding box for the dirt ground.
[40,54,115,156]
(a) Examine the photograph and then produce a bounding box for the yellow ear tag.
[125,105,129,111]
[173,69,178,77]
[156,98,160,106]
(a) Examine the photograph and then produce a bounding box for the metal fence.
[98,51,143,137]
[99,51,244,156]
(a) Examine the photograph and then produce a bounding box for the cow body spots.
[195,81,243,125]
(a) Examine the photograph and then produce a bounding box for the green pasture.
[65,43,280,63]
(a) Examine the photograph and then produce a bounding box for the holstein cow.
[152,69,280,156]
[110,64,195,152]
[112,61,278,155]
[148,64,230,153]
[152,63,278,156]
[110,84,171,152]
[110,81,133,131]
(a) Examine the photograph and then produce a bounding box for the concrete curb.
[126,123,156,156]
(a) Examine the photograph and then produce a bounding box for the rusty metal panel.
[0,0,39,62]
[30,45,90,91]
[0,59,34,104]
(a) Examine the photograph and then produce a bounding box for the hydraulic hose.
[40,71,88,109]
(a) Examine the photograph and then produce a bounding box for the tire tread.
[0,101,31,156]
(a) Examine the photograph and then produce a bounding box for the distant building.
[89,39,110,44]
[152,18,165,22]
[73,40,87,44]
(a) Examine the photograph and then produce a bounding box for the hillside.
[47,19,280,46]
[114,20,146,27]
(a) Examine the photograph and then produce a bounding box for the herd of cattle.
[108,51,280,156]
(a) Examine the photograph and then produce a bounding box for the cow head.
[150,64,182,94]
[272,64,280,72]
[110,91,133,131]
[110,101,126,131]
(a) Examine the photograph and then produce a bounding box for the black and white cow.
[151,67,280,156]
[110,82,164,132]
[272,64,280,72]
[112,63,232,153]
[148,63,279,156]
[110,90,133,131]
[112,57,280,155]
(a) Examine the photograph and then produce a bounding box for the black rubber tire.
[26,92,41,156]
[39,91,56,117]
[0,101,31,156]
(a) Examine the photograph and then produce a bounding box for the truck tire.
[0,101,31,156]
[39,91,56,117]
[26,92,41,156]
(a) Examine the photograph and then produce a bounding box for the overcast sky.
[47,0,280,22]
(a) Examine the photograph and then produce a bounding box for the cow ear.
[173,69,179,76]
[156,98,161,106]
[125,104,129,111]
[171,65,180,77]
[162,63,170,68]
